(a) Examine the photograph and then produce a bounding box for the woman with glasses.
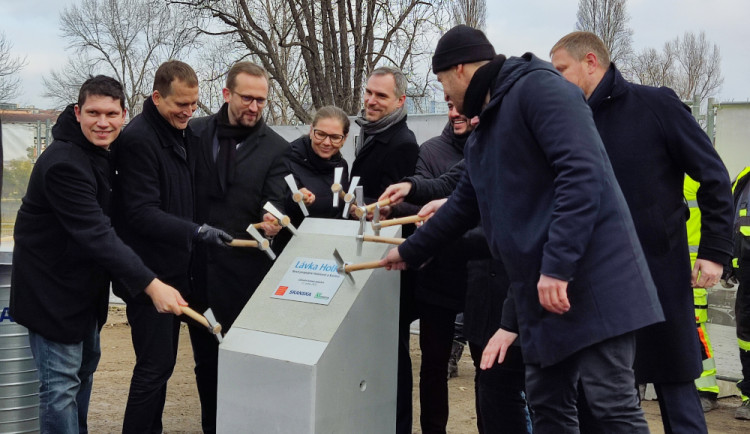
[285,105,350,225]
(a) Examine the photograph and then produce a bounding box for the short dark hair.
[78,75,126,110]
[226,62,269,91]
[312,105,350,135]
[551,31,611,69]
[153,60,198,97]
[369,66,407,99]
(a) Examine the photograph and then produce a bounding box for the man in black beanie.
[380,25,664,433]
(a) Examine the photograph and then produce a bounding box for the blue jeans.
[28,318,101,434]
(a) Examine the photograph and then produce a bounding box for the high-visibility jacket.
[732,167,750,267]
[685,175,720,394]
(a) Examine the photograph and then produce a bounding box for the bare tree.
[176,0,448,124]
[575,0,633,66]
[630,31,722,105]
[452,0,486,30]
[0,31,27,103]
[666,31,723,102]
[46,0,199,115]
[42,55,101,110]
[630,46,675,89]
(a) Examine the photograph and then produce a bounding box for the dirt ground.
[88,306,749,433]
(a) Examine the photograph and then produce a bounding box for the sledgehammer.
[181,306,223,343]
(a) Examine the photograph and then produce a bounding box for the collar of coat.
[474,53,556,125]
[435,120,470,155]
[141,96,188,153]
[189,105,270,144]
[354,116,409,157]
[587,64,625,111]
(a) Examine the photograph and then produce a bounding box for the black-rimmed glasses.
[313,129,345,146]
[232,91,267,107]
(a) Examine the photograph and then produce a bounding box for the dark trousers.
[189,323,219,434]
[396,276,416,434]
[468,342,531,434]
[417,303,460,434]
[122,302,181,434]
[652,382,707,433]
[526,332,647,434]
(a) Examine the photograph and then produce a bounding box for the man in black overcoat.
[113,61,232,433]
[551,31,734,433]
[350,65,420,433]
[10,76,183,432]
[188,61,290,433]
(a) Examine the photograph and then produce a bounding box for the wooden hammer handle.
[181,306,210,329]
[345,260,385,272]
[228,239,270,249]
[356,199,391,218]
[379,214,426,228]
[228,239,260,248]
[363,234,405,245]
[366,199,391,212]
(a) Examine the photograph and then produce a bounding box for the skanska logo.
[289,290,312,297]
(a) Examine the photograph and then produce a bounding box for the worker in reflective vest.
[731,167,750,420]
[685,175,721,412]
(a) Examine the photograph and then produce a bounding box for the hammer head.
[342,176,360,218]
[332,167,344,207]
[246,224,276,260]
[372,205,381,236]
[203,308,223,343]
[263,202,298,236]
[333,249,355,285]
[284,174,309,217]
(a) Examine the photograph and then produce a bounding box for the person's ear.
[584,52,599,73]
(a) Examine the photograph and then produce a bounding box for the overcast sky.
[1,0,749,109]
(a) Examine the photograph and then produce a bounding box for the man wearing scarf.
[381,25,665,433]
[350,66,419,434]
[114,60,232,433]
[351,66,419,212]
[189,61,289,433]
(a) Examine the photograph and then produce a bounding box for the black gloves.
[195,224,233,247]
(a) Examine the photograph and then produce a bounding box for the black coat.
[11,105,155,343]
[351,116,419,209]
[188,110,289,329]
[407,160,508,347]
[399,54,664,367]
[589,65,734,383]
[411,123,468,310]
[112,97,199,302]
[284,135,349,226]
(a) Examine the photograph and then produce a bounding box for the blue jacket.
[400,54,664,367]
[589,65,733,382]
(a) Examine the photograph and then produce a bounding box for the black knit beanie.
[432,25,496,73]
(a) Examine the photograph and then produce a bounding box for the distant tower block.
[218,218,401,433]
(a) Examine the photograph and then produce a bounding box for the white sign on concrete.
[271,257,344,305]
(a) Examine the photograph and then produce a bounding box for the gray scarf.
[354,104,407,156]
